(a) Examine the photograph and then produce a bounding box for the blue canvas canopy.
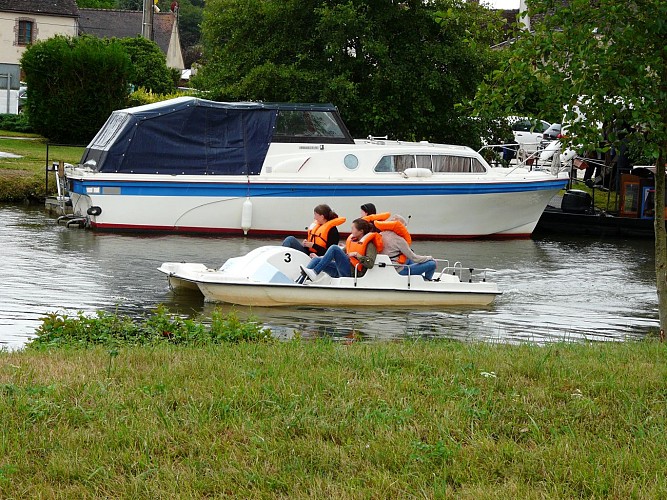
[80,97,351,175]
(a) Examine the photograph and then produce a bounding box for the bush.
[30,306,272,349]
[126,87,196,107]
[0,113,33,133]
[21,35,131,144]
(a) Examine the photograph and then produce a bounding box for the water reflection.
[0,203,659,350]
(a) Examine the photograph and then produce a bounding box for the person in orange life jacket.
[360,203,376,217]
[360,202,391,230]
[378,214,436,280]
[282,204,344,257]
[301,218,380,280]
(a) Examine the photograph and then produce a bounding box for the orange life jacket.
[345,232,383,272]
[362,212,391,223]
[306,217,346,254]
[374,219,412,264]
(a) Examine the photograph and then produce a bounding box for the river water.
[0,203,659,350]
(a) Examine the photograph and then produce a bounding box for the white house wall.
[0,89,19,113]
[0,13,78,65]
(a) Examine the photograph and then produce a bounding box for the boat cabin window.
[272,110,353,143]
[416,155,432,169]
[432,155,486,173]
[374,154,486,173]
[374,155,414,172]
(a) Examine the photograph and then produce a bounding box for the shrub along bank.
[1,307,666,497]
[0,135,83,202]
[0,114,32,134]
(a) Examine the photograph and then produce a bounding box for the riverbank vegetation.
[1,309,666,497]
[0,135,83,202]
[32,307,272,348]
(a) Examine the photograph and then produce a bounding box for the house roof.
[0,0,79,17]
[78,8,177,55]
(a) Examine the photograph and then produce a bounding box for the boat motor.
[561,190,593,214]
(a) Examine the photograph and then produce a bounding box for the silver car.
[509,117,551,153]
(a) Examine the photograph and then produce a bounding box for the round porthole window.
[344,154,359,170]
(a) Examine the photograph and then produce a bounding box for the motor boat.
[158,245,501,307]
[64,97,568,239]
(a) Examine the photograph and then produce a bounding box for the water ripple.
[0,203,659,349]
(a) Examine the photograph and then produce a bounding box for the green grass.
[0,130,41,138]
[564,177,623,213]
[0,133,84,201]
[2,338,667,498]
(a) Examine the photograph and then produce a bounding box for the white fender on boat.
[241,197,253,235]
[540,140,560,162]
[560,148,577,163]
[403,167,432,178]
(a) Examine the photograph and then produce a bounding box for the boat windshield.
[272,110,354,144]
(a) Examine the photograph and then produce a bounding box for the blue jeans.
[282,236,308,254]
[399,259,436,280]
[306,245,352,278]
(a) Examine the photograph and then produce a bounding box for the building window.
[16,18,36,46]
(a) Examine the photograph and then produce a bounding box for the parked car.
[508,117,551,154]
[497,116,551,161]
[539,125,577,165]
[18,86,27,114]
[539,123,562,151]
[542,123,562,141]
[476,116,550,163]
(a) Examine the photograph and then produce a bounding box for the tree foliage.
[474,0,667,331]
[118,36,177,93]
[175,0,204,67]
[20,35,131,144]
[175,1,204,47]
[116,0,142,9]
[195,0,505,144]
[75,0,116,7]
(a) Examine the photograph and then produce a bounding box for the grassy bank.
[2,339,666,497]
[0,133,84,202]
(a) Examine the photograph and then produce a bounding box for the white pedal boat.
[158,245,501,307]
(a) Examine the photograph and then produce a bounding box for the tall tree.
[195,0,504,144]
[172,0,204,67]
[175,1,203,48]
[118,36,177,93]
[474,0,667,333]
